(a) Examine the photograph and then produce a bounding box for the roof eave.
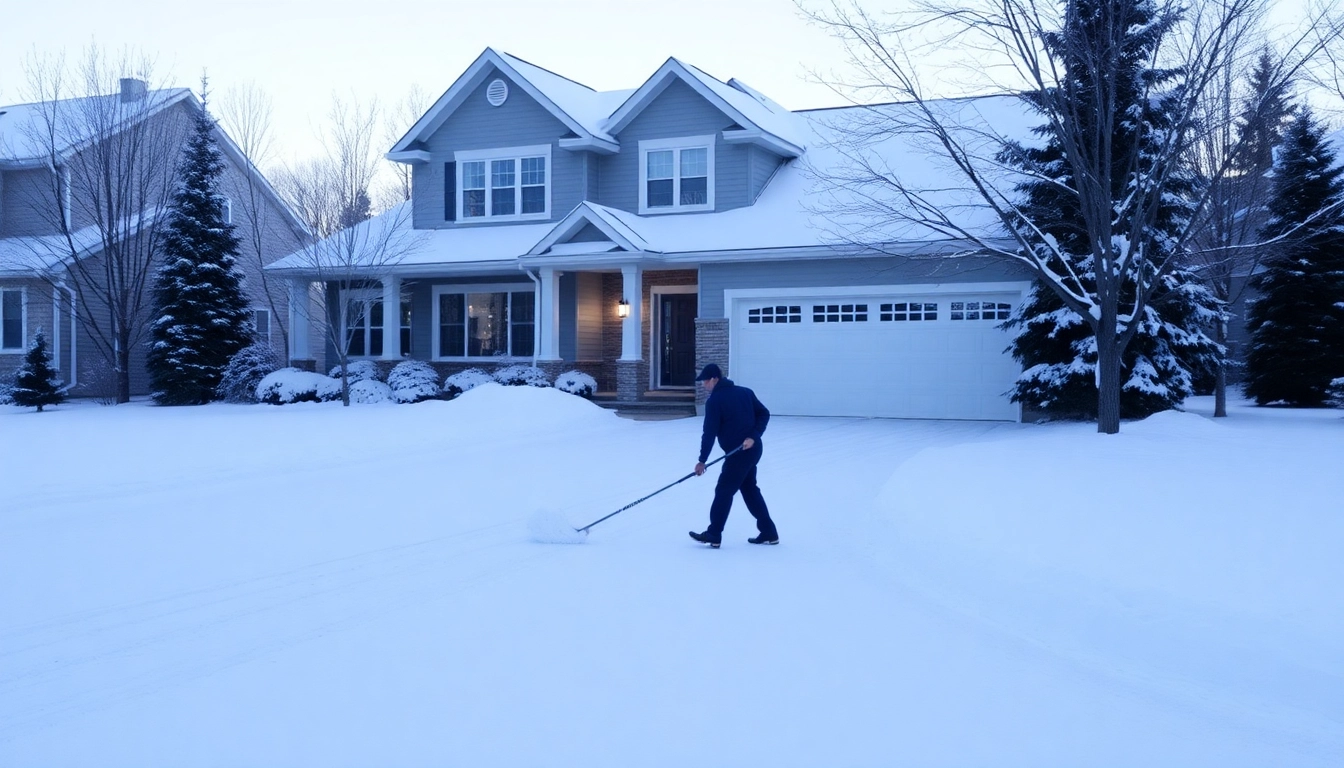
[720,128,803,158]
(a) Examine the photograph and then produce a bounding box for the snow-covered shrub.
[493,364,551,388]
[442,368,494,400]
[387,360,440,403]
[256,368,343,405]
[329,360,381,384]
[1329,377,1344,409]
[217,342,283,403]
[554,370,597,398]
[0,375,13,405]
[349,379,394,404]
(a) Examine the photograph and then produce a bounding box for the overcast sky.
[0,0,852,159]
[0,0,1330,164]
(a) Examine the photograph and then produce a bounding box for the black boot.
[747,534,779,545]
[688,530,721,548]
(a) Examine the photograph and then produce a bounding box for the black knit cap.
[695,363,722,381]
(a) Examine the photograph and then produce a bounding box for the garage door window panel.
[812,304,868,323]
[880,302,938,321]
[951,301,1012,321]
[747,305,802,324]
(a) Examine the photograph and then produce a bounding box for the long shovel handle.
[576,446,743,533]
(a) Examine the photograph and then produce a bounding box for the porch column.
[619,265,643,361]
[380,275,401,359]
[287,278,312,364]
[537,268,561,361]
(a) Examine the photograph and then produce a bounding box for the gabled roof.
[529,202,653,256]
[390,48,625,158]
[0,88,194,168]
[603,58,808,157]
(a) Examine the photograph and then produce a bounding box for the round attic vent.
[486,79,509,107]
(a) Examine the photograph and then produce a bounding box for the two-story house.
[0,79,305,400]
[268,49,1037,420]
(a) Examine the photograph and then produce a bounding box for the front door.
[660,294,697,387]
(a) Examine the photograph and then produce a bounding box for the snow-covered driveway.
[2,389,1340,766]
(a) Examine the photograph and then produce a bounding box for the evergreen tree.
[147,90,253,405]
[1244,109,1344,406]
[12,330,65,411]
[1233,50,1296,177]
[1000,0,1219,419]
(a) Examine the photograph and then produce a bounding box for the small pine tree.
[1244,109,1344,406]
[147,85,253,405]
[12,330,65,411]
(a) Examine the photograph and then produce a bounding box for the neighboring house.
[0,79,304,398]
[268,49,1037,420]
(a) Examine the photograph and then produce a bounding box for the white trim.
[528,201,649,256]
[454,144,552,223]
[386,150,432,164]
[0,286,27,353]
[650,285,698,390]
[638,135,715,215]
[429,283,537,362]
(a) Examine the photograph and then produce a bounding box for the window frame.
[1,287,27,353]
[638,135,716,215]
[430,283,536,361]
[454,144,552,223]
[338,289,412,359]
[250,308,271,345]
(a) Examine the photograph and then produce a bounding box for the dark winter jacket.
[699,378,770,463]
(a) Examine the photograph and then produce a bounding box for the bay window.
[433,286,534,359]
[457,145,550,221]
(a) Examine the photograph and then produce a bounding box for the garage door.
[731,291,1022,420]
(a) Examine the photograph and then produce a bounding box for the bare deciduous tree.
[218,81,291,354]
[381,84,430,207]
[273,95,423,406]
[804,0,1343,433]
[14,47,187,403]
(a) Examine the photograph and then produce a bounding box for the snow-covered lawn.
[2,386,1340,766]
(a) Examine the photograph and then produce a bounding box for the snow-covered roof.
[391,49,810,160]
[286,93,1038,277]
[0,88,193,168]
[0,217,133,275]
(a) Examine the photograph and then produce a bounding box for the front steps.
[593,390,697,420]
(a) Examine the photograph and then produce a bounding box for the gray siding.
[698,255,1036,318]
[568,223,609,242]
[411,67,582,230]
[0,168,60,238]
[748,146,785,202]
[600,79,751,214]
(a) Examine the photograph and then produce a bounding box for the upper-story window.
[639,135,715,214]
[456,145,551,222]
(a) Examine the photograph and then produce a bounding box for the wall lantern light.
[617,298,631,318]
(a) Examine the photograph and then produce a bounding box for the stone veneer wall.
[694,317,729,409]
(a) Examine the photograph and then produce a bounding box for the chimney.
[119,78,148,103]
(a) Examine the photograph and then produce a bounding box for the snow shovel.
[575,446,743,535]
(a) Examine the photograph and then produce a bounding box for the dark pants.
[707,444,776,541]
